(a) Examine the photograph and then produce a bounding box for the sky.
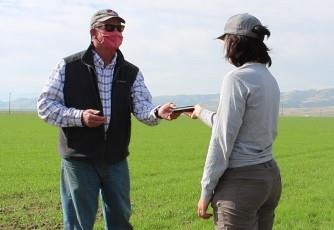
[0,0,333,100]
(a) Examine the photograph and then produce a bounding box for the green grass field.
[1,113,334,229]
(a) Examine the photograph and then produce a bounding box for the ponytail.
[252,25,271,41]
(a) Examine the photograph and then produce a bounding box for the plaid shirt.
[37,51,159,130]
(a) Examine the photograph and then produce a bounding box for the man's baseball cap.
[90,9,125,28]
[217,13,262,40]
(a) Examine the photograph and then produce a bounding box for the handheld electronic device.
[171,105,195,113]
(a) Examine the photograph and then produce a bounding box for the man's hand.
[82,109,107,127]
[158,103,180,120]
[197,197,213,219]
[184,104,203,119]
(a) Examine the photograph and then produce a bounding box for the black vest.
[60,45,138,164]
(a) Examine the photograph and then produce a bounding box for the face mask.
[96,30,123,51]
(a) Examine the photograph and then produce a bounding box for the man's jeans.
[60,158,133,230]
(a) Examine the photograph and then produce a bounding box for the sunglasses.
[96,24,125,32]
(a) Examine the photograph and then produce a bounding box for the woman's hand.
[184,104,203,119]
[197,197,213,219]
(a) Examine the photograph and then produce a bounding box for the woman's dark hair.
[224,25,272,67]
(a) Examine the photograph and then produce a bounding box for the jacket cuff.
[200,188,213,203]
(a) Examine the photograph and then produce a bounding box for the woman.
[189,13,282,229]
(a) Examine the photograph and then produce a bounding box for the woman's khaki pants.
[212,160,282,230]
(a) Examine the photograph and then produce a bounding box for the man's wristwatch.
[154,106,162,119]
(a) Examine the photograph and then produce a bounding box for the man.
[37,9,176,229]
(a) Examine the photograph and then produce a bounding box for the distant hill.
[1,88,334,115]
[154,88,334,109]
[281,88,334,108]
